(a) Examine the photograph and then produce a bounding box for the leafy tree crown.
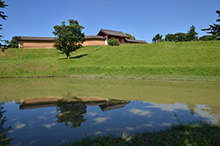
[52,19,85,59]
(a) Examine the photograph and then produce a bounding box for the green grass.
[1,41,220,80]
[59,120,220,146]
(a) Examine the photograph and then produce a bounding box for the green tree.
[52,19,85,59]
[8,36,18,48]
[152,34,163,43]
[201,10,220,40]
[0,0,8,38]
[165,33,174,41]
[174,33,187,42]
[125,33,136,40]
[186,25,198,41]
[199,35,213,41]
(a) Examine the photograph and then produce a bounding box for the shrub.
[108,37,120,46]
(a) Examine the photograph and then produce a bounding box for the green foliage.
[2,36,19,48]
[152,34,163,43]
[108,37,120,46]
[174,33,187,42]
[202,10,220,40]
[186,25,198,41]
[125,33,136,40]
[0,0,8,38]
[165,26,198,42]
[199,35,213,41]
[53,19,85,59]
[165,33,174,41]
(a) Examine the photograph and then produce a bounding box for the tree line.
[152,10,220,43]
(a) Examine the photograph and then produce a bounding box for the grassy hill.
[0,41,220,80]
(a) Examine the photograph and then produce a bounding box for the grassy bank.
[60,120,220,146]
[1,41,220,80]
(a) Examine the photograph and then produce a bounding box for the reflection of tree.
[186,104,197,115]
[202,106,220,125]
[55,91,87,128]
[0,103,14,146]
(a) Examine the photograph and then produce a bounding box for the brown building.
[16,29,147,48]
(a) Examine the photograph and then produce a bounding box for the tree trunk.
[66,52,70,59]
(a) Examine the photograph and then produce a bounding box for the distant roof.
[17,36,105,41]
[16,36,57,41]
[98,29,129,38]
[85,35,105,40]
[125,39,147,43]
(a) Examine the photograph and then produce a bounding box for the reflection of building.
[20,97,62,110]
[19,97,130,112]
[99,100,130,112]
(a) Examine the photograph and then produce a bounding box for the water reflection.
[0,103,14,146]
[19,91,130,130]
[55,99,87,128]
[0,78,220,145]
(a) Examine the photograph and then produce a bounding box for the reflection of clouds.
[146,102,187,112]
[106,128,112,131]
[11,118,19,122]
[28,121,35,128]
[143,123,153,127]
[196,105,218,124]
[14,142,22,146]
[94,117,109,123]
[15,122,26,129]
[37,116,47,120]
[159,123,172,126]
[129,108,151,116]
[94,131,102,135]
[42,123,56,128]
[30,140,37,144]
[143,121,155,127]
[50,110,56,114]
[87,112,101,116]
[126,127,134,131]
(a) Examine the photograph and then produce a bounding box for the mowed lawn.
[0,41,220,80]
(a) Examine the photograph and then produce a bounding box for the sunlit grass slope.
[0,41,220,79]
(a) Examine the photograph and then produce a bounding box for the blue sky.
[1,0,220,43]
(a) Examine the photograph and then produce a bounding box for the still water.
[0,78,220,146]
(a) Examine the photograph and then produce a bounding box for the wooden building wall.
[82,40,105,46]
[19,40,55,49]
[19,39,105,48]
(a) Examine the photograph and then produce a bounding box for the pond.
[0,78,220,146]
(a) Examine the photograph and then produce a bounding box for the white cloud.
[42,123,56,128]
[126,127,134,131]
[129,108,151,116]
[159,123,172,126]
[15,123,26,129]
[94,131,102,135]
[94,117,109,123]
[37,116,47,120]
